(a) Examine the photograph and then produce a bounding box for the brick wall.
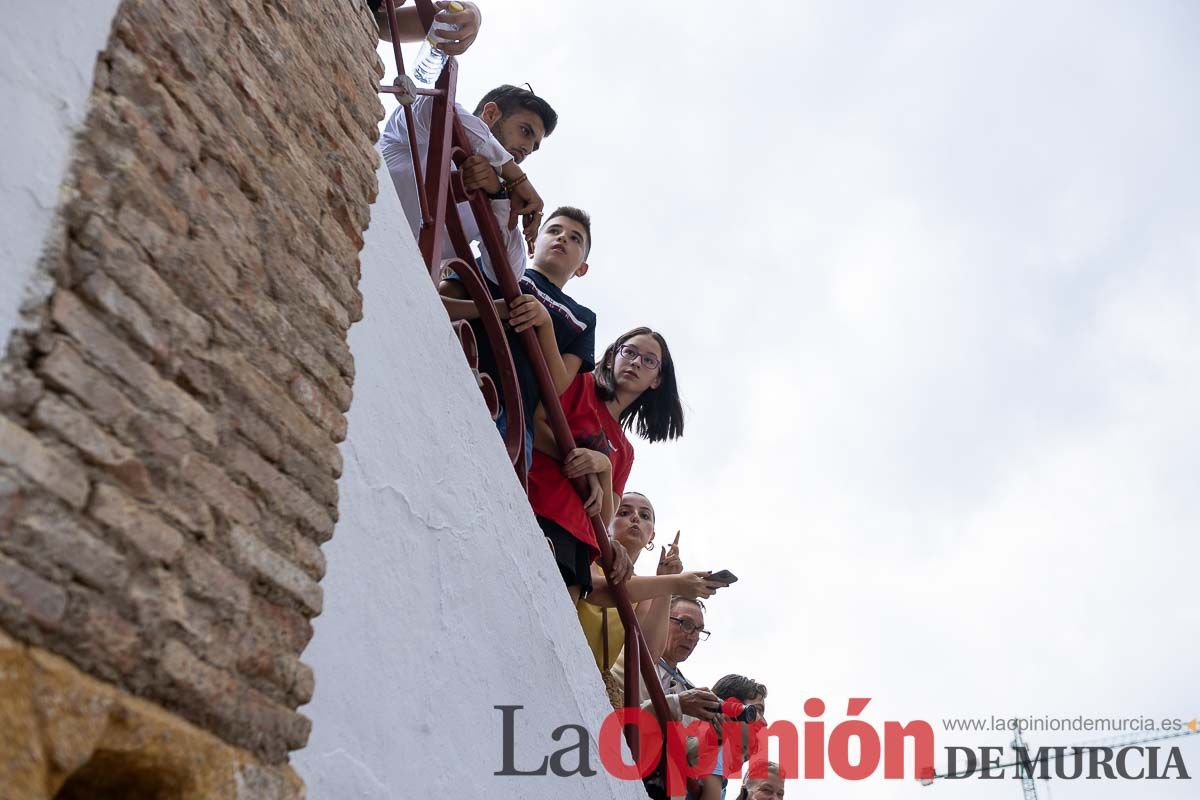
[0,0,383,764]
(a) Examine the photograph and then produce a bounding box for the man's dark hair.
[473,85,558,136]
[543,205,592,256]
[713,674,768,702]
[595,327,684,443]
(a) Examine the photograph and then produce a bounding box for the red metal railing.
[376,0,677,774]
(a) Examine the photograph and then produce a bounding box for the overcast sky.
[381,1,1197,796]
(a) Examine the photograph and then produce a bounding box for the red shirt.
[528,374,634,557]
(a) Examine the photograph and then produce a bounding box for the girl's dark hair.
[594,327,684,443]
[712,674,768,702]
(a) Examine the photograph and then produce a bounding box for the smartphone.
[707,569,738,585]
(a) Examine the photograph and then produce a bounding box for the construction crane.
[1012,725,1038,800]
[919,719,1199,798]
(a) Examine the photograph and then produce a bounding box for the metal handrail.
[376,0,678,773]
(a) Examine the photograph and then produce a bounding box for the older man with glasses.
[659,597,711,702]
[611,596,725,799]
[612,596,722,723]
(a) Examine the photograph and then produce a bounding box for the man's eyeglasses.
[616,344,661,371]
[670,616,710,640]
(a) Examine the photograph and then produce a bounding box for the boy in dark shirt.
[438,206,595,460]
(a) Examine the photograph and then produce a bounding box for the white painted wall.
[294,163,647,799]
[0,1,124,340]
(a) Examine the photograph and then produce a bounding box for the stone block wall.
[0,0,383,768]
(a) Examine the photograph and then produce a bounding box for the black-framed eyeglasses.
[616,344,660,371]
[670,616,710,640]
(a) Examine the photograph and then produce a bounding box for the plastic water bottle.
[412,2,463,86]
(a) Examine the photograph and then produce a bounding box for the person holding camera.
[700,674,768,800]
[611,596,727,724]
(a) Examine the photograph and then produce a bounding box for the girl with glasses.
[527,327,685,606]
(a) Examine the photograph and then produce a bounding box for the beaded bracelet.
[504,172,529,192]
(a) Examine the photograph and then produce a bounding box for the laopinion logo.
[495,700,1195,792]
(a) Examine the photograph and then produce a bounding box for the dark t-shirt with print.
[465,269,596,429]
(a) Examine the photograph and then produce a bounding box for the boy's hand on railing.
[561,447,610,480]
[432,1,482,56]
[506,294,550,333]
[656,530,682,575]
[460,153,501,194]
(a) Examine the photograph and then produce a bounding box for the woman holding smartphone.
[578,492,727,676]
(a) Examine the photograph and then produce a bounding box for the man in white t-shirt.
[379,84,553,286]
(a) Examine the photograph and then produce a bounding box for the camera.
[717,697,760,723]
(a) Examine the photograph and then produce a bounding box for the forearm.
[438,281,484,321]
[459,191,526,284]
[586,574,679,608]
[642,693,682,722]
[534,323,573,396]
[632,597,669,664]
[441,298,484,321]
[499,161,526,183]
[641,595,672,663]
[598,468,614,527]
[374,7,426,42]
[633,597,653,629]
[531,408,560,458]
